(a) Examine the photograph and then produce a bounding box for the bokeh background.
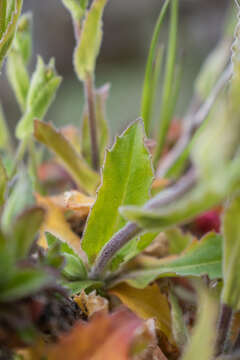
[0,0,230,136]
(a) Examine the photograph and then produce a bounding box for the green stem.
[154,0,178,165]
[10,138,28,179]
[28,138,43,193]
[84,72,99,171]
[216,304,234,356]
[141,0,170,135]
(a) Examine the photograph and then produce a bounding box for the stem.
[216,304,234,356]
[90,169,196,279]
[28,138,43,193]
[146,169,196,209]
[232,329,240,353]
[90,222,141,279]
[84,73,99,171]
[156,65,232,178]
[10,138,28,179]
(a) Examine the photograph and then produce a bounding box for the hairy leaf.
[7,52,29,112]
[82,121,153,263]
[17,57,62,139]
[74,0,108,81]
[110,232,158,271]
[121,184,222,231]
[114,233,222,289]
[195,41,230,100]
[46,232,87,280]
[62,0,88,22]
[34,120,99,194]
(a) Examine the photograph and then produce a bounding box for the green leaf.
[16,57,62,139]
[0,104,11,151]
[154,0,179,163]
[7,51,30,112]
[14,12,33,65]
[181,287,218,360]
[46,232,87,280]
[1,171,34,232]
[34,120,99,194]
[12,206,45,260]
[121,184,222,231]
[0,0,23,68]
[221,195,240,310]
[46,232,74,256]
[61,0,89,22]
[74,0,108,81]
[0,158,7,206]
[195,41,230,101]
[166,228,192,255]
[0,231,14,286]
[141,0,170,135]
[0,0,7,38]
[169,290,189,348]
[110,232,158,271]
[82,121,153,263]
[63,280,103,295]
[81,83,110,166]
[62,253,88,280]
[114,233,222,289]
[0,268,54,302]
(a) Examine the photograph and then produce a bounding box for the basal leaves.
[113,233,222,289]
[82,121,153,263]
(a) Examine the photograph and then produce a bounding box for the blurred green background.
[0,0,230,137]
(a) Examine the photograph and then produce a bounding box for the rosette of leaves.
[0,206,68,349]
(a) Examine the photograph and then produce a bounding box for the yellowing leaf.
[63,190,94,216]
[74,0,108,81]
[109,283,173,343]
[36,193,87,261]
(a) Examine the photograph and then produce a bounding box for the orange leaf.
[109,283,173,344]
[31,309,143,360]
